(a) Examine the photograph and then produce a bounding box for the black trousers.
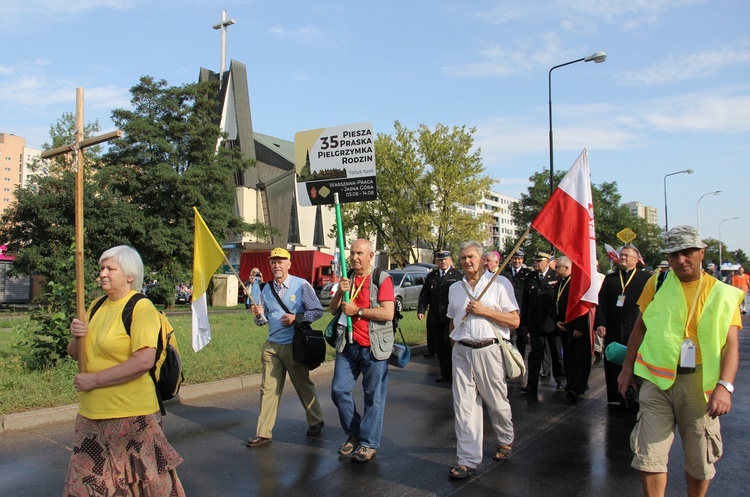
[514,328,528,362]
[562,330,592,395]
[428,321,452,378]
[527,330,565,389]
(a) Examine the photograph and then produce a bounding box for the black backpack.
[89,293,184,415]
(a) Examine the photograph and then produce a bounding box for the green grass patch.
[0,309,428,415]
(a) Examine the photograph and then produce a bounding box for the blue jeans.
[331,342,389,448]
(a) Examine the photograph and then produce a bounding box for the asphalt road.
[1,314,748,496]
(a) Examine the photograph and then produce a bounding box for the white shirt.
[447,272,519,342]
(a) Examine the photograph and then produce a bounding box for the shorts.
[630,368,723,480]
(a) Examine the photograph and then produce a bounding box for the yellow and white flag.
[191,207,226,352]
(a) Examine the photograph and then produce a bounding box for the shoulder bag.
[268,283,326,367]
[500,339,526,379]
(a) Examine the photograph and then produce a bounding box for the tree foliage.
[509,168,665,268]
[1,76,253,303]
[338,122,494,265]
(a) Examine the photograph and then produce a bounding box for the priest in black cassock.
[594,245,651,404]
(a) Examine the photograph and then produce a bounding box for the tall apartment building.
[623,201,658,226]
[458,191,520,250]
[0,134,41,215]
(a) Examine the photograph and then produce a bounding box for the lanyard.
[556,276,571,304]
[618,268,637,295]
[683,271,704,339]
[350,271,371,302]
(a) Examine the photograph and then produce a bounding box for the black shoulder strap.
[88,295,108,321]
[268,282,292,314]
[655,269,670,294]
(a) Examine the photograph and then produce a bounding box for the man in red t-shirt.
[330,238,394,463]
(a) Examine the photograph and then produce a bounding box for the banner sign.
[294,122,377,206]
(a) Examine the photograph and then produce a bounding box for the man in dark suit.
[418,250,462,382]
[521,251,566,393]
[502,250,531,360]
[595,245,651,404]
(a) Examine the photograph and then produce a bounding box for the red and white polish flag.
[604,243,620,264]
[532,149,598,322]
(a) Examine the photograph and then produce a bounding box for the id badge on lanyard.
[680,338,696,368]
[679,272,703,370]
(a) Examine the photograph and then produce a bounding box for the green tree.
[730,248,748,266]
[98,76,254,301]
[1,76,255,300]
[339,122,494,265]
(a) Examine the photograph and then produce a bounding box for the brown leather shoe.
[246,436,271,447]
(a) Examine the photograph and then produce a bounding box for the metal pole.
[696,190,720,235]
[663,169,694,233]
[719,217,739,278]
[547,53,605,251]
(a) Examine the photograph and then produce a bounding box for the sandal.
[493,444,512,461]
[449,464,476,479]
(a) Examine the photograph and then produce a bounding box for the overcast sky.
[2,0,748,256]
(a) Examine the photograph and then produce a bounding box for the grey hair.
[482,250,499,261]
[556,255,572,268]
[99,245,144,291]
[459,241,484,257]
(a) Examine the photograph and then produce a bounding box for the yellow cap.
[269,247,291,259]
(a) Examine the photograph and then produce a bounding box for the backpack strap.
[88,295,109,321]
[88,292,146,336]
[121,293,147,336]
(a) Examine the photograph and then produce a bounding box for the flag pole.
[334,193,353,343]
[220,254,255,306]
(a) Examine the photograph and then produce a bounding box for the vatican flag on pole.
[191,207,226,352]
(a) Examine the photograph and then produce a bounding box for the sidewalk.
[0,352,342,435]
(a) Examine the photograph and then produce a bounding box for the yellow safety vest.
[635,271,743,399]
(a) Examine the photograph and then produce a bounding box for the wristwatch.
[717,379,734,394]
[357,308,364,317]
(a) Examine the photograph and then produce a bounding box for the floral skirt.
[62,413,185,497]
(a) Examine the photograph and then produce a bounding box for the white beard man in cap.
[246,247,326,448]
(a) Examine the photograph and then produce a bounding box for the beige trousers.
[256,340,324,438]
[452,342,514,468]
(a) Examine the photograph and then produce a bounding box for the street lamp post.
[548,51,606,252]
[719,217,739,277]
[696,190,721,235]
[662,169,694,233]
[548,51,607,199]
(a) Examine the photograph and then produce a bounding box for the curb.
[0,354,370,435]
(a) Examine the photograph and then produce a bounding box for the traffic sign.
[617,228,637,244]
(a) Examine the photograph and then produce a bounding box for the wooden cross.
[41,88,122,372]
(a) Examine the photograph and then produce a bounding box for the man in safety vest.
[618,226,743,497]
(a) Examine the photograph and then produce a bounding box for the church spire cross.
[213,9,236,78]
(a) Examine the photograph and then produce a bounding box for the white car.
[318,282,338,307]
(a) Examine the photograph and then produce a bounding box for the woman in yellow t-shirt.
[62,245,185,496]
